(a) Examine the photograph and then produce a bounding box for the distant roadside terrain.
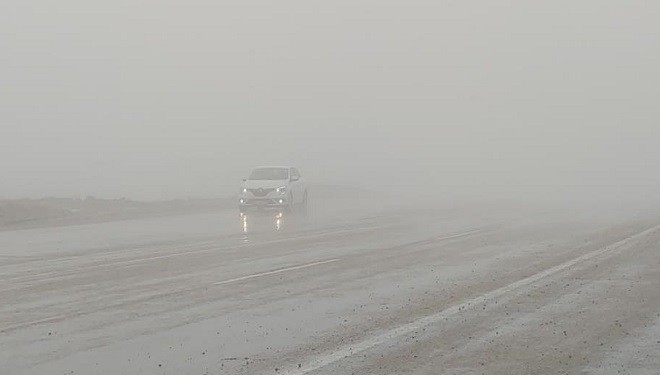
[0,185,383,231]
[0,197,235,231]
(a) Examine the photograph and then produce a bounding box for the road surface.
[1,205,659,375]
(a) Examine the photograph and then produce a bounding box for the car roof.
[252,166,295,169]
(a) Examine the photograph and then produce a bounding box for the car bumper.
[239,197,288,210]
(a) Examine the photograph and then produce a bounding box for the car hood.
[242,180,288,189]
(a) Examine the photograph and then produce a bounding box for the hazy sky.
[2,1,659,200]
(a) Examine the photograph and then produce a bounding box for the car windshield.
[248,168,289,180]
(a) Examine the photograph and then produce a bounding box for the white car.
[239,166,307,213]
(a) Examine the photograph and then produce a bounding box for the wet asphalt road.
[1,206,659,375]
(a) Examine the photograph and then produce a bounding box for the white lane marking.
[283,224,660,375]
[214,258,341,286]
[436,229,482,241]
[0,226,483,294]
[212,229,482,288]
[1,227,479,330]
[0,225,380,286]
[0,258,343,334]
[0,258,342,333]
[0,224,477,293]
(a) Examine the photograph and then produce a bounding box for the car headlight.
[241,188,248,194]
[276,186,287,195]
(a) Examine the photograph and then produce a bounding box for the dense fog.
[2,1,659,207]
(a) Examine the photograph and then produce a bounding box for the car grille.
[246,199,275,205]
[249,188,275,197]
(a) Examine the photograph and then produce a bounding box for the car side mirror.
[290,176,299,182]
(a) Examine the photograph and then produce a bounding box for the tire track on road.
[282,223,660,375]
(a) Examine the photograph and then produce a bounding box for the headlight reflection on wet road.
[240,211,286,235]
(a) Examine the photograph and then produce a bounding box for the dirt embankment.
[0,185,387,232]
[0,197,235,231]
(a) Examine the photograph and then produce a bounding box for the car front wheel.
[300,191,308,210]
[285,193,294,212]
